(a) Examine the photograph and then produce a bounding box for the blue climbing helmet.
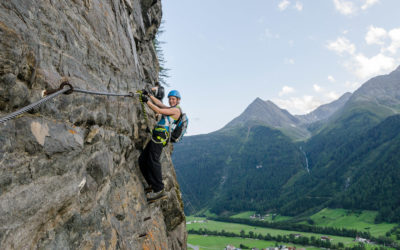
[168,90,181,99]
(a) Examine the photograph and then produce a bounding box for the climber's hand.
[141,89,149,96]
[141,95,148,103]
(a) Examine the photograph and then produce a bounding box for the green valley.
[186,208,400,249]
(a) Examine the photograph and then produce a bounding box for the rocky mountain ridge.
[224,98,300,129]
[348,65,400,108]
[222,91,352,140]
[0,1,186,249]
[221,64,400,140]
[296,92,352,124]
[223,98,310,140]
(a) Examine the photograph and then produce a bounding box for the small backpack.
[171,110,188,143]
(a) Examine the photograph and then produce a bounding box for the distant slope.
[304,66,400,169]
[210,126,306,214]
[222,98,310,140]
[173,129,243,212]
[276,68,400,221]
[278,114,400,223]
[173,125,305,215]
[348,65,400,108]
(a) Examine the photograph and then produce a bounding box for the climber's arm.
[146,101,180,120]
[149,95,168,109]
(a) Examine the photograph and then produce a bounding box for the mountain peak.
[222,98,310,139]
[239,98,286,120]
[348,64,400,107]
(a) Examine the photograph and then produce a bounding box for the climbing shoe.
[144,186,153,194]
[147,189,167,203]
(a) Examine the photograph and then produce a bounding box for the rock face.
[0,1,186,249]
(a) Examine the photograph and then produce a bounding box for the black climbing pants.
[139,140,164,192]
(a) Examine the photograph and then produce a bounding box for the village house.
[355,236,370,243]
[321,236,332,241]
[250,214,262,219]
[186,219,207,225]
[225,245,241,250]
[290,233,302,238]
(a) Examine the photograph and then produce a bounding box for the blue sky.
[159,0,400,135]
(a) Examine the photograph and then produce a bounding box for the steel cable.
[0,82,139,124]
[0,88,70,124]
[74,88,135,97]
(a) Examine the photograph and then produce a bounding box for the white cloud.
[260,28,280,40]
[326,91,339,100]
[333,0,380,15]
[327,37,356,55]
[328,75,336,82]
[294,1,303,11]
[361,0,380,10]
[284,58,295,64]
[274,95,322,114]
[313,84,322,92]
[349,53,396,79]
[278,0,290,11]
[328,28,400,81]
[279,85,295,96]
[387,28,400,54]
[345,80,362,91]
[365,26,387,45]
[333,0,357,15]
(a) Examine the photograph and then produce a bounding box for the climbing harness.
[0,81,136,124]
[136,90,169,146]
[151,126,169,146]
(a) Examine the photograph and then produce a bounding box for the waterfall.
[299,146,310,174]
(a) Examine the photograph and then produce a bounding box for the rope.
[137,90,163,145]
[0,81,137,124]
[137,90,149,124]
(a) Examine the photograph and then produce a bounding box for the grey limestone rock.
[0,0,186,249]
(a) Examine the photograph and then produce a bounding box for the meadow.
[187,234,321,250]
[187,216,356,244]
[231,211,292,222]
[305,208,397,237]
[186,208,399,249]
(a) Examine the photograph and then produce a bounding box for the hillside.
[174,67,400,223]
[174,125,306,215]
[278,114,400,223]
